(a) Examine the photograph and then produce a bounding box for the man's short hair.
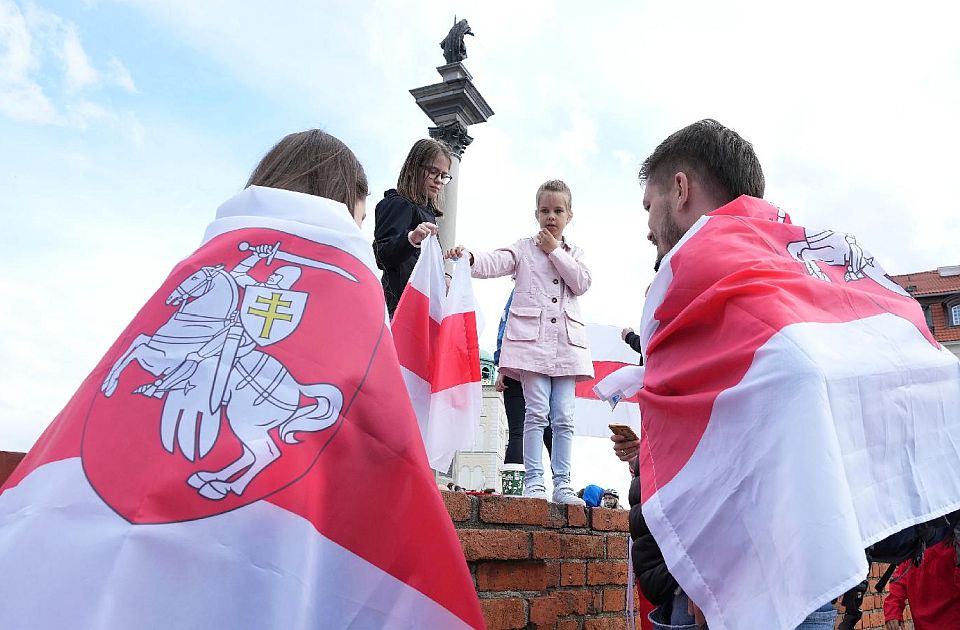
[639,119,765,204]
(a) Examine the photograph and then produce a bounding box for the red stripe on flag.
[433,310,480,393]
[392,284,480,393]
[392,285,438,383]
[576,361,640,402]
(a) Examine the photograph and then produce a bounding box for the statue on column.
[440,18,474,64]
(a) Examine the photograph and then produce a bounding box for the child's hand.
[536,228,560,254]
[446,245,466,259]
[408,222,438,245]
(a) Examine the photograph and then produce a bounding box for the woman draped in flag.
[0,129,485,629]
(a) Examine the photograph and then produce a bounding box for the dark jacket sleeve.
[373,196,418,270]
[629,476,677,605]
[624,331,644,358]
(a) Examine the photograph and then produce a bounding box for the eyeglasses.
[425,166,453,185]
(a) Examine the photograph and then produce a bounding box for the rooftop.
[891,266,960,297]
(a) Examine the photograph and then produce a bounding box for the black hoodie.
[372,189,438,316]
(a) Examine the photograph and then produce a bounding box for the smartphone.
[609,423,639,442]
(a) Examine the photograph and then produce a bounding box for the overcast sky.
[2,0,959,499]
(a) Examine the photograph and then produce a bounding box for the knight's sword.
[238,241,358,283]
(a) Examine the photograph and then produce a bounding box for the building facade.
[892,265,960,359]
[435,350,509,491]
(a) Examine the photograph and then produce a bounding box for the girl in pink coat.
[447,180,593,505]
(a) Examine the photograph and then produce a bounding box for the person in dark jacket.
[495,289,551,465]
[373,139,453,316]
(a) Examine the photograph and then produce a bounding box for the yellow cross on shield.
[240,286,309,346]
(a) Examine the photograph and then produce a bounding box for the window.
[952,304,960,326]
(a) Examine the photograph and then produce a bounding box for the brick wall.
[443,490,635,630]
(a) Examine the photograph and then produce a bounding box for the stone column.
[429,121,472,250]
[410,62,493,248]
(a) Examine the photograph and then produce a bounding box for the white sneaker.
[523,483,548,500]
[552,485,585,506]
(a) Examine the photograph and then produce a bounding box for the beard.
[653,210,685,271]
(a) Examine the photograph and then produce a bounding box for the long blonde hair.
[396,138,452,216]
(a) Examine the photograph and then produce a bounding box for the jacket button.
[551,317,557,323]
[552,297,558,303]
[553,279,559,284]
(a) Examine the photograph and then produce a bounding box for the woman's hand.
[494,372,507,392]
[408,222,438,245]
[446,245,467,259]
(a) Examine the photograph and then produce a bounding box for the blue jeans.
[648,591,837,630]
[518,371,575,487]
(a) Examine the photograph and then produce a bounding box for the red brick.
[480,597,527,630]
[545,561,561,588]
[587,561,628,586]
[557,620,580,630]
[602,587,626,612]
[555,589,593,616]
[605,535,628,559]
[567,504,587,527]
[476,561,549,592]
[533,532,561,558]
[583,618,627,630]
[591,507,630,532]
[529,595,559,628]
[442,490,473,522]
[547,502,568,528]
[561,533,606,559]
[459,529,530,561]
[480,494,549,526]
[560,561,586,586]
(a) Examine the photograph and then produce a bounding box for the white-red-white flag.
[573,324,642,438]
[634,196,960,629]
[0,187,484,629]
[392,235,481,472]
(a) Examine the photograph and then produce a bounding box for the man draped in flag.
[0,130,484,630]
[391,234,482,472]
[612,119,960,630]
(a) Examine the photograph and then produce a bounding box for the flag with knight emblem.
[0,186,484,629]
[391,235,482,472]
[633,196,960,629]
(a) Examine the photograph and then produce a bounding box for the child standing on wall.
[447,180,593,505]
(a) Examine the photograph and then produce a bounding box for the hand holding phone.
[608,423,639,442]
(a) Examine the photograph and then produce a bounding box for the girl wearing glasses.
[373,139,453,317]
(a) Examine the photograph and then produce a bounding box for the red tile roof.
[891,268,960,297]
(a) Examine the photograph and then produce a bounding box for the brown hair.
[535,179,572,211]
[246,129,368,216]
[396,138,453,216]
[639,119,764,205]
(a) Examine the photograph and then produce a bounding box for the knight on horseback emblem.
[100,240,357,501]
[786,228,909,296]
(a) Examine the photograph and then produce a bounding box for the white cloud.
[0,0,59,123]
[0,0,138,128]
[106,56,136,92]
[61,24,98,91]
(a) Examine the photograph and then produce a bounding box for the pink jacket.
[472,238,594,381]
